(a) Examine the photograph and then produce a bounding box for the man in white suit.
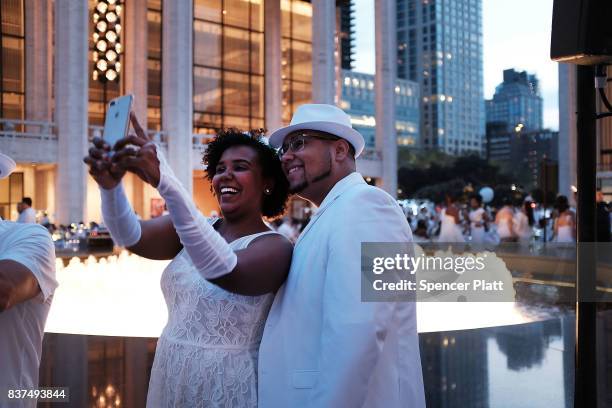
[260,104,425,407]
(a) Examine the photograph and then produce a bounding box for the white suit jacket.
[258,173,425,407]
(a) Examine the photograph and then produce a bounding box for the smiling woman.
[203,128,289,219]
[83,116,293,407]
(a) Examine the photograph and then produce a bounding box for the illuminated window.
[0,0,25,121]
[281,0,313,123]
[193,0,265,133]
[147,0,162,130]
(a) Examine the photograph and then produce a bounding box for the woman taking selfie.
[84,114,292,407]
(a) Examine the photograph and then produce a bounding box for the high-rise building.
[396,0,485,155]
[486,69,543,133]
[336,0,354,70]
[340,69,419,148]
[486,124,558,190]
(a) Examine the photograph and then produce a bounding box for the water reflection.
[495,318,561,371]
[419,314,575,408]
[420,330,489,407]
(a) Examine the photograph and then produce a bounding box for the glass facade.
[281,0,312,123]
[193,0,265,134]
[88,0,122,126]
[340,69,419,148]
[147,0,162,130]
[486,69,543,133]
[397,0,485,155]
[0,0,25,121]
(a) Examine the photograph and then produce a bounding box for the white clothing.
[555,214,575,243]
[17,207,36,224]
[276,222,298,242]
[556,226,574,242]
[437,209,465,243]
[513,212,532,242]
[0,222,57,408]
[147,225,278,408]
[258,173,425,407]
[469,208,486,243]
[496,207,515,240]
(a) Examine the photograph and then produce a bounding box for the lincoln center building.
[0,0,401,224]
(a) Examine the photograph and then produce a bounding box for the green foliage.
[397,147,514,202]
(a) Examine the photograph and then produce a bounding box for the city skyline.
[353,0,559,131]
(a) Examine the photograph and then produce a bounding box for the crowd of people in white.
[400,193,586,244]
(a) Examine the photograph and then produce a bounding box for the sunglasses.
[278,132,340,158]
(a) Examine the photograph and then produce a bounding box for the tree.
[397,148,514,202]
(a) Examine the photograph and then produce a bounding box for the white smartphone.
[102,94,134,150]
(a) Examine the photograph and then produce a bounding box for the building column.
[162,0,193,193]
[25,0,52,122]
[265,0,282,131]
[558,63,577,201]
[375,0,398,197]
[54,0,89,224]
[124,0,149,217]
[311,0,336,104]
[124,0,148,125]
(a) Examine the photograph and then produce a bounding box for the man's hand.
[112,112,161,188]
[83,137,126,190]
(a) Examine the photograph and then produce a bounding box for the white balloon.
[479,187,494,203]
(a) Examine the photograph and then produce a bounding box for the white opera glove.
[154,145,237,279]
[100,183,142,247]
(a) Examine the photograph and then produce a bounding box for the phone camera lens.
[110,101,115,106]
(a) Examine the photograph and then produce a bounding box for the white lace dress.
[146,229,277,408]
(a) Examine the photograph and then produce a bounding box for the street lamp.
[92,1,122,83]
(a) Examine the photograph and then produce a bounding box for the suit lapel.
[294,173,365,246]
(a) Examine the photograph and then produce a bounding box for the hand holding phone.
[103,94,134,151]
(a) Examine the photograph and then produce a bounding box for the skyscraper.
[397,0,485,155]
[486,68,543,132]
[337,0,355,70]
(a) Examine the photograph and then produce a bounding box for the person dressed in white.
[84,120,293,408]
[495,198,516,242]
[276,217,299,243]
[261,104,425,407]
[16,197,37,224]
[437,196,465,243]
[553,195,576,243]
[468,193,488,244]
[513,201,534,244]
[0,152,57,408]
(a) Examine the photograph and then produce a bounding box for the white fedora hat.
[0,152,16,180]
[268,104,365,158]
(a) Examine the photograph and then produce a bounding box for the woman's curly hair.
[203,129,289,218]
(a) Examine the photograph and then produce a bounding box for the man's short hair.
[22,197,32,207]
[317,131,356,159]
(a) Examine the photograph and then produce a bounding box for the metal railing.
[0,119,56,140]
[0,120,383,165]
[87,125,168,148]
